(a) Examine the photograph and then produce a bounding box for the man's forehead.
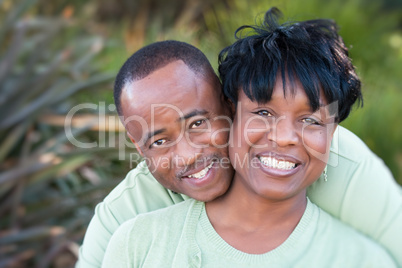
[122,65,203,107]
[121,71,221,117]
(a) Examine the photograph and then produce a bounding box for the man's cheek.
[143,156,171,174]
[211,128,230,148]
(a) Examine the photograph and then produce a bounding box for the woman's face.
[229,77,337,201]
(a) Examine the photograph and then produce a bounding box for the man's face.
[121,60,234,202]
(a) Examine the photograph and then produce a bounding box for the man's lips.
[180,160,216,179]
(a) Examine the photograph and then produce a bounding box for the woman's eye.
[302,118,320,125]
[151,139,166,148]
[255,110,272,117]
[190,119,205,129]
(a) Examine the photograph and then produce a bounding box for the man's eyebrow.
[144,128,166,145]
[177,109,208,122]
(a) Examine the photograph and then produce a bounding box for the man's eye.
[150,139,166,148]
[190,119,205,129]
[254,110,273,117]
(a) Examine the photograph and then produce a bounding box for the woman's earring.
[322,167,328,182]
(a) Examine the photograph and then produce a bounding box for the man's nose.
[267,116,300,147]
[174,136,203,167]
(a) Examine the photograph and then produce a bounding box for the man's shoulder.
[76,163,188,268]
[105,199,198,267]
[99,161,188,223]
[120,199,197,240]
[330,125,377,164]
[135,199,197,223]
[103,161,154,203]
[327,125,393,180]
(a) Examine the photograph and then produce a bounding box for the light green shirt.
[77,126,402,267]
[102,199,396,267]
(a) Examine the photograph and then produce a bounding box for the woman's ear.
[127,132,144,157]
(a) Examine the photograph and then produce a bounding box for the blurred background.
[0,0,401,267]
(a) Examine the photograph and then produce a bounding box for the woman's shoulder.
[311,202,396,267]
[120,199,199,234]
[136,198,198,220]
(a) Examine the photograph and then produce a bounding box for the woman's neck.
[205,175,307,254]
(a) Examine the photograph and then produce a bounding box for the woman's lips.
[258,156,297,170]
[255,152,302,177]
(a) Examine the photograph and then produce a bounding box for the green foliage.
[0,1,140,266]
[342,72,402,184]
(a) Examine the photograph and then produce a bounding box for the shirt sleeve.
[101,219,134,268]
[76,162,187,268]
[307,126,402,266]
[76,202,120,268]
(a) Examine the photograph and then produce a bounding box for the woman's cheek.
[302,129,332,160]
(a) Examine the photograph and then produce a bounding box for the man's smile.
[185,161,215,179]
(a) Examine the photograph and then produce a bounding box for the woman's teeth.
[259,156,296,170]
[188,162,214,179]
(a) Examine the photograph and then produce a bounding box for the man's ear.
[229,100,235,116]
[221,93,235,117]
[225,97,235,117]
[127,132,144,157]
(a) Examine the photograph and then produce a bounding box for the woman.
[102,8,395,267]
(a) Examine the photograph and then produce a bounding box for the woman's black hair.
[218,7,362,122]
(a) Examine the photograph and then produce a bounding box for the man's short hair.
[218,7,363,123]
[114,40,216,116]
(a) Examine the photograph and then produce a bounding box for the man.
[77,40,402,267]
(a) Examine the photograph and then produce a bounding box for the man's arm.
[76,161,187,267]
[307,125,402,265]
[77,202,121,268]
[100,218,133,268]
